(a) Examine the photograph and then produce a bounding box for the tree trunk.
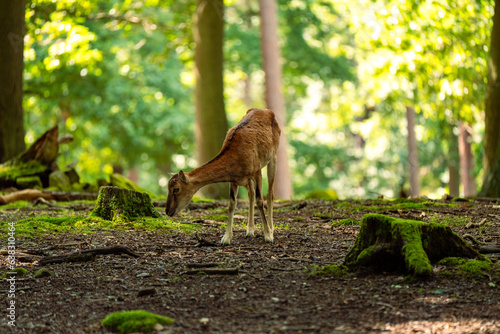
[480,0,500,198]
[447,126,460,197]
[0,0,26,163]
[458,122,477,197]
[194,0,229,199]
[406,106,420,197]
[259,0,293,200]
[91,186,160,221]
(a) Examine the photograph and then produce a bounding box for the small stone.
[34,268,53,278]
[137,288,156,297]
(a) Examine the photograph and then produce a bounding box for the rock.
[49,170,70,190]
[90,186,161,221]
[16,176,42,189]
[34,268,53,279]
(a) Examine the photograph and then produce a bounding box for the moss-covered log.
[0,126,59,189]
[91,186,160,221]
[344,214,484,277]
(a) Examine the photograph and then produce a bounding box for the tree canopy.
[17,0,495,198]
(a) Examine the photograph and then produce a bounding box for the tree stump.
[344,214,484,277]
[91,186,161,221]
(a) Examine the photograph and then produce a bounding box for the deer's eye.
[173,188,180,194]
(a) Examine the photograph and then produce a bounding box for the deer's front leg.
[221,183,238,245]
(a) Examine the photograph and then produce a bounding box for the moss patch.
[305,189,338,200]
[438,257,498,280]
[332,218,358,226]
[1,267,28,279]
[201,214,228,221]
[102,310,174,334]
[0,215,200,240]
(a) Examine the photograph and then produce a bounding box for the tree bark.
[480,0,500,198]
[447,127,460,197]
[259,0,293,199]
[458,122,477,197]
[0,0,26,163]
[194,0,229,199]
[406,106,420,197]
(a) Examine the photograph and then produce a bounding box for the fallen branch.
[184,267,240,275]
[186,262,222,269]
[38,245,140,265]
[0,189,98,206]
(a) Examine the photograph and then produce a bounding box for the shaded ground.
[1,198,500,333]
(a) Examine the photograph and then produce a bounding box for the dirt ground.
[1,198,500,334]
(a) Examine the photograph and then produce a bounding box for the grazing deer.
[165,108,281,245]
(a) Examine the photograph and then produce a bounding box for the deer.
[165,108,281,245]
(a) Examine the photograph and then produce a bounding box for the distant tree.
[406,106,420,197]
[0,0,26,163]
[480,0,500,197]
[259,0,293,199]
[194,0,229,199]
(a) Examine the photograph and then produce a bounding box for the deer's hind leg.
[245,179,256,238]
[255,172,273,243]
[221,182,239,245]
[266,155,277,239]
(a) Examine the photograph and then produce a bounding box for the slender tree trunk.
[0,0,26,163]
[194,0,228,199]
[406,106,420,197]
[447,127,460,197]
[458,122,477,197]
[480,0,500,198]
[259,0,293,199]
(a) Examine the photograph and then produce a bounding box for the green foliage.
[102,310,174,334]
[20,0,493,199]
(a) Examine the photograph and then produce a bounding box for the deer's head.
[165,171,196,216]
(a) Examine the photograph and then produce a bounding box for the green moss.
[1,215,200,239]
[331,218,358,226]
[305,189,338,200]
[309,264,348,277]
[102,310,173,334]
[34,268,53,278]
[109,173,156,198]
[313,213,331,219]
[201,214,228,221]
[438,257,497,279]
[0,161,47,187]
[1,267,28,279]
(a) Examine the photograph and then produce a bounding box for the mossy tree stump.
[91,186,160,221]
[344,214,484,277]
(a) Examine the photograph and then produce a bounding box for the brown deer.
[165,108,281,245]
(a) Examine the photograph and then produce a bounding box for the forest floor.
[1,197,500,334]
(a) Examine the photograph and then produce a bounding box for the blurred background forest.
[1,0,498,200]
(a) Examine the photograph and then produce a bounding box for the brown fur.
[165,108,280,244]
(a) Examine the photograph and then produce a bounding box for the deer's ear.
[179,170,189,184]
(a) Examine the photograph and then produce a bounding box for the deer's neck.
[188,153,235,190]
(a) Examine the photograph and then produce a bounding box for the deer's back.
[221,108,280,167]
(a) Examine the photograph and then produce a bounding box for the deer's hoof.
[220,235,232,245]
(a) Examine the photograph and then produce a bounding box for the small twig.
[186,262,221,269]
[463,234,480,245]
[38,245,140,265]
[184,267,240,275]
